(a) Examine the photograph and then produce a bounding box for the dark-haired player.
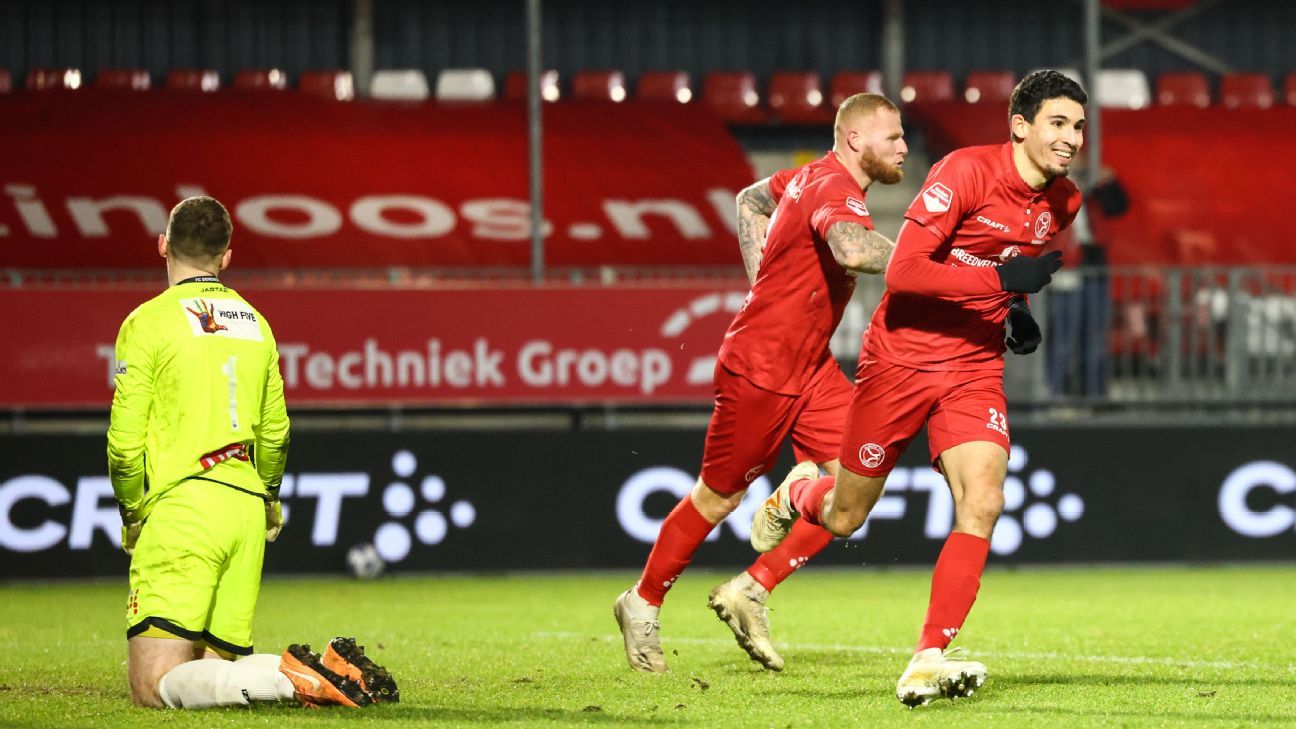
[751,70,1086,705]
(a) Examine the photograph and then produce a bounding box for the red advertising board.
[0,283,750,408]
[0,93,753,268]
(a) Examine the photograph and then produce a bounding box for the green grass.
[1,566,1294,727]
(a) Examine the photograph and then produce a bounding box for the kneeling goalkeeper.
[108,196,397,709]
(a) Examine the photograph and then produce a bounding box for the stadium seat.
[637,71,692,103]
[1155,72,1210,108]
[504,70,560,101]
[963,70,1015,103]
[370,69,430,101]
[1219,73,1274,109]
[0,70,13,94]
[434,68,496,101]
[572,70,627,102]
[1285,73,1296,106]
[95,68,151,90]
[701,71,767,124]
[165,69,220,92]
[767,71,832,124]
[298,70,354,101]
[26,68,83,90]
[232,69,288,91]
[829,70,883,108]
[1094,69,1150,109]
[900,70,954,103]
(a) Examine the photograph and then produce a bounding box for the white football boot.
[750,461,820,553]
[613,587,668,673]
[895,647,987,707]
[707,572,783,671]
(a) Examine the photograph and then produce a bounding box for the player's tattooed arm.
[826,221,894,275]
[736,177,776,284]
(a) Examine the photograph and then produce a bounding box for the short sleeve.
[807,177,875,240]
[768,167,795,203]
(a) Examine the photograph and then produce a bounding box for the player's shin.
[156,654,295,709]
[746,519,834,592]
[916,532,991,652]
[789,476,836,526]
[635,494,715,605]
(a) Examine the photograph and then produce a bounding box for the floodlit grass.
[1,565,1294,727]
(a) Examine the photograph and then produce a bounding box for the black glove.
[1005,297,1041,355]
[996,250,1063,293]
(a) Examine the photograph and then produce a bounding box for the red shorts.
[839,356,1009,477]
[700,357,852,495]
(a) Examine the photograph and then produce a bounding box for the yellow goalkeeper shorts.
[126,479,266,658]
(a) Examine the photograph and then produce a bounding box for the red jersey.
[866,142,1082,370]
[718,152,873,395]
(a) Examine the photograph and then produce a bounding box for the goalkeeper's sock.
[635,494,714,607]
[157,654,295,708]
[916,531,991,652]
[746,517,834,592]
[790,475,836,526]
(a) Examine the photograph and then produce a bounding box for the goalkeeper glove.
[1005,297,1042,355]
[997,250,1063,293]
[265,499,283,543]
[119,506,143,556]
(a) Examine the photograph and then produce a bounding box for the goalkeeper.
[108,196,396,709]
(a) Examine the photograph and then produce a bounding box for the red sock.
[635,494,716,606]
[916,531,991,652]
[789,476,835,526]
[746,518,834,592]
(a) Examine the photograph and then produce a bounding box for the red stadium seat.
[95,68,151,91]
[505,70,560,101]
[768,71,833,124]
[26,68,83,90]
[900,70,955,103]
[1284,73,1296,106]
[701,71,767,124]
[830,70,883,108]
[572,70,627,102]
[1155,72,1210,108]
[0,70,11,94]
[637,71,692,103]
[1219,73,1274,109]
[165,69,221,92]
[233,69,288,91]
[963,70,1015,104]
[298,70,354,101]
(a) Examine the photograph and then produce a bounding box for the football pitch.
[1,565,1293,727]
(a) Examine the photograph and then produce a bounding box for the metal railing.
[833,265,1296,412]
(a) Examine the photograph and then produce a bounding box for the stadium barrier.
[2,425,1293,578]
[4,266,1296,410]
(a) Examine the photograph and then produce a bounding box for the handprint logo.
[186,300,228,334]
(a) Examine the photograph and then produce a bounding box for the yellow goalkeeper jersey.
[107,276,289,514]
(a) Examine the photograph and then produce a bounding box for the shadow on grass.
[977,704,1296,724]
[249,704,684,724]
[998,672,1296,689]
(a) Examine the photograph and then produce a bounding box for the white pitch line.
[535,631,1294,673]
